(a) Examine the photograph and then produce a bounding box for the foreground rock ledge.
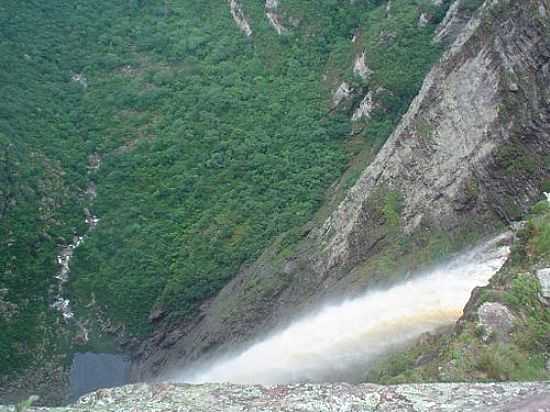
[2,382,550,412]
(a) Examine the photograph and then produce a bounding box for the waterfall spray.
[172,234,511,385]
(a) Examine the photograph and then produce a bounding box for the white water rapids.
[172,234,511,385]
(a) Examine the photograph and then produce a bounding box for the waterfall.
[172,233,511,384]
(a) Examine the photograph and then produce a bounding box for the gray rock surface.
[265,0,286,34]
[477,302,516,343]
[319,0,550,272]
[228,0,252,37]
[536,268,550,302]
[2,382,550,412]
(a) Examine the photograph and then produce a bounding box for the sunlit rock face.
[319,0,550,272]
[353,50,373,80]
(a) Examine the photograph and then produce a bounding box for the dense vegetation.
[67,0,450,335]
[0,0,451,385]
[0,0,98,375]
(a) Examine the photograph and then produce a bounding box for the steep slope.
[132,0,550,380]
[0,0,118,402]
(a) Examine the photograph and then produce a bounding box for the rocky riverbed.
[2,382,550,412]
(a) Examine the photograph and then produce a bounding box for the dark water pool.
[69,352,130,400]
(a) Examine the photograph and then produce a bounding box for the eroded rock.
[418,13,430,27]
[71,74,87,88]
[352,90,375,121]
[332,82,352,107]
[265,0,286,34]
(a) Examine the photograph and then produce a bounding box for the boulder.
[477,302,515,343]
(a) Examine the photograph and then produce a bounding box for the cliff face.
[132,0,550,380]
[3,382,550,412]
[319,0,550,271]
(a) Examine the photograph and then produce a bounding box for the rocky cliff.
[2,382,550,412]
[132,0,550,380]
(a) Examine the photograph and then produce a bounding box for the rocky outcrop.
[3,382,550,412]
[132,0,550,380]
[536,268,550,303]
[265,0,286,35]
[228,0,252,37]
[352,91,375,121]
[435,0,474,44]
[353,50,373,81]
[332,82,352,107]
[70,74,87,89]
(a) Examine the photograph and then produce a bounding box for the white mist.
[172,234,510,385]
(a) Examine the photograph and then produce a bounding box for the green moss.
[503,275,540,312]
[495,144,538,176]
[531,200,550,215]
[532,220,550,257]
[383,192,403,227]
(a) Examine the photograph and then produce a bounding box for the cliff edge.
[2,382,550,412]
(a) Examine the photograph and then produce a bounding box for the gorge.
[170,234,510,385]
[1,0,550,410]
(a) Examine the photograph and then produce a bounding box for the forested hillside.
[1,0,452,401]
[0,0,104,377]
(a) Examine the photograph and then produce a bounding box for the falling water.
[173,233,511,385]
